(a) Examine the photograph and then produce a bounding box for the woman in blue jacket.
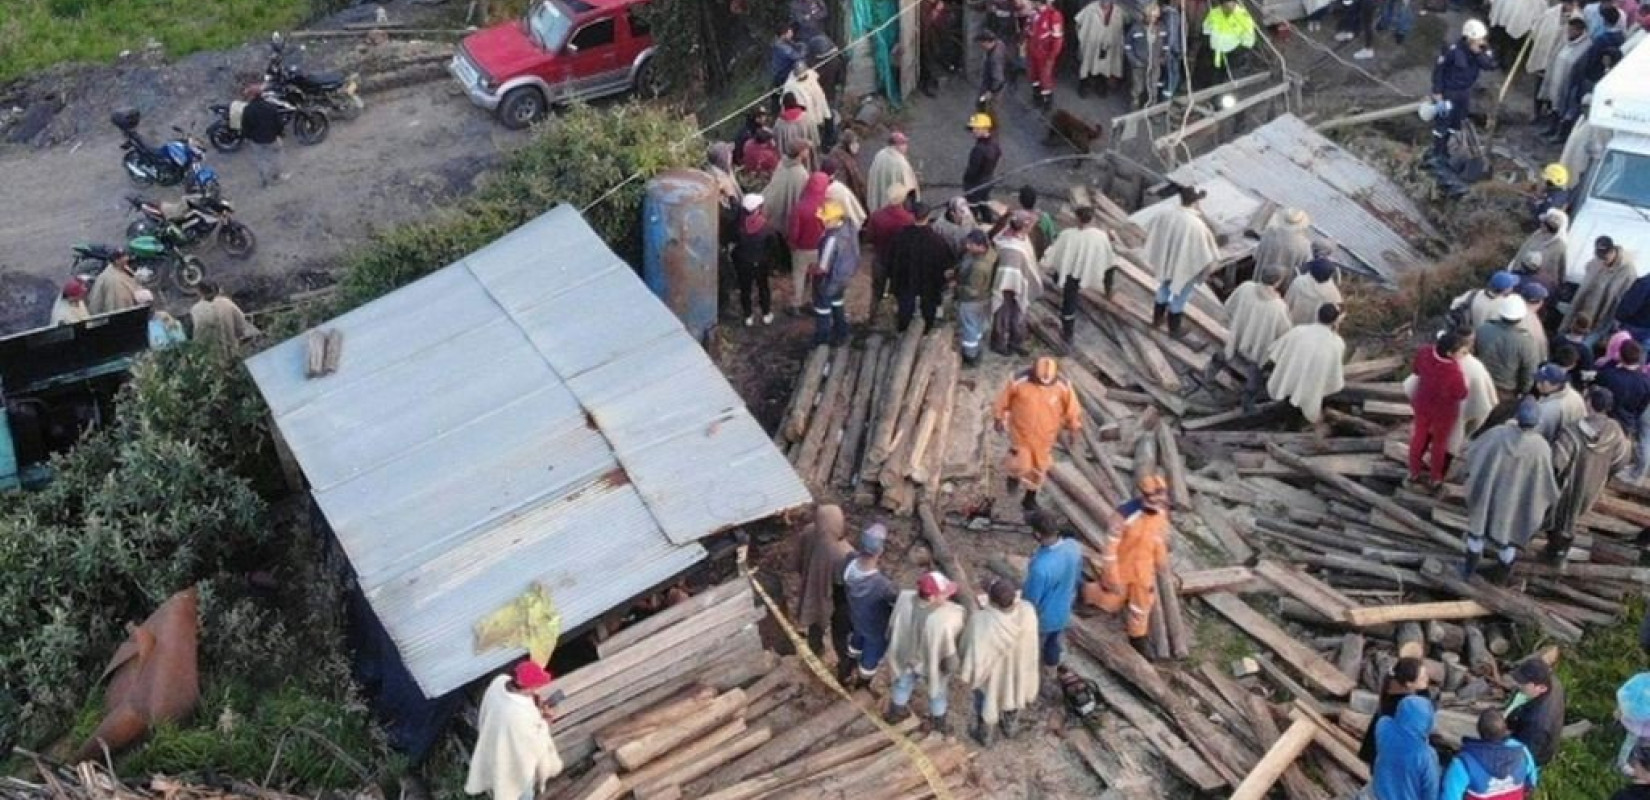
[1372,695,1441,800]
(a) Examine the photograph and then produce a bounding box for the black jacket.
[980,45,1006,95]
[242,97,283,145]
[886,224,954,300]
[1431,37,1497,96]
[1506,680,1566,766]
[963,138,1001,193]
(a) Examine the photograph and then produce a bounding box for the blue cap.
[1536,363,1567,385]
[860,523,887,555]
[1489,271,1518,292]
[1515,397,1541,428]
[1519,281,1549,301]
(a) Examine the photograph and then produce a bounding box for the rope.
[736,544,955,800]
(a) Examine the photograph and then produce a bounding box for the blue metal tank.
[642,169,720,343]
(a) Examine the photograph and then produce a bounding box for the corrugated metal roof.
[1163,114,1441,286]
[246,206,811,698]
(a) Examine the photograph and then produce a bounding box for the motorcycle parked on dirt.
[111,108,221,196]
[265,33,364,121]
[204,94,328,153]
[71,235,208,296]
[125,194,256,258]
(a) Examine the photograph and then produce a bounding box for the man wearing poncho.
[1543,387,1633,562]
[1510,209,1569,291]
[762,140,813,248]
[1285,256,1344,326]
[465,662,562,800]
[794,504,853,675]
[1254,208,1314,278]
[1075,0,1127,97]
[884,571,967,733]
[1462,399,1557,583]
[960,578,1041,746]
[991,214,1042,356]
[1041,206,1116,341]
[1142,185,1219,337]
[868,132,920,211]
[1222,266,1293,412]
[1266,303,1348,424]
[1563,236,1638,343]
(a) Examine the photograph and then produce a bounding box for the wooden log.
[305,330,327,378]
[1178,566,1260,596]
[1229,719,1319,800]
[1068,728,1155,800]
[321,329,344,374]
[1426,620,1467,654]
[1253,560,1359,624]
[1158,562,1192,660]
[1068,651,1226,792]
[1201,592,1357,697]
[1463,624,1495,677]
[564,770,624,800]
[623,720,767,796]
[1396,622,1426,659]
[1288,703,1373,783]
[1083,428,1135,503]
[1145,573,1172,661]
[1181,402,1283,431]
[596,580,751,658]
[1336,634,1365,682]
[1131,407,1162,486]
[613,689,747,771]
[1049,462,1117,549]
[1266,443,1458,550]
[1156,424,1192,511]
[917,502,979,610]
[1191,495,1256,563]
[594,685,716,750]
[708,696,863,785]
[781,346,832,443]
[797,347,856,480]
[831,337,885,486]
[863,326,923,471]
[912,345,961,488]
[696,718,919,800]
[1419,558,1583,643]
[1084,289,1214,373]
[1343,601,1494,627]
[877,334,947,487]
[1342,355,1404,381]
[1243,695,1328,800]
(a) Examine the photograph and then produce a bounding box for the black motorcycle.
[265,34,364,121]
[125,194,255,258]
[204,95,328,154]
[111,108,220,196]
[71,235,207,296]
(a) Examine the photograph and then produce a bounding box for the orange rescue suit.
[992,365,1083,490]
[1084,500,1170,637]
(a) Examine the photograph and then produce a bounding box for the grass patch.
[0,0,319,84]
[1537,598,1646,799]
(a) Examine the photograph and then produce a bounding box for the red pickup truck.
[450,0,661,128]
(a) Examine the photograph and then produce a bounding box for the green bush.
[1538,599,1646,799]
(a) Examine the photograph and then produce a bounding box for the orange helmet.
[1137,473,1168,495]
[1033,356,1059,383]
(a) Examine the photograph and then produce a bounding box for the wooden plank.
[781,346,831,442]
[695,718,918,800]
[1341,356,1404,381]
[1178,566,1260,596]
[1201,592,1357,697]
[1253,560,1359,623]
[1191,495,1256,562]
[1265,443,1458,551]
[1156,424,1192,511]
[596,581,751,658]
[1418,559,1584,643]
[1155,83,1295,151]
[1343,601,1493,627]
[1288,703,1373,783]
[1065,650,1229,792]
[1228,719,1319,800]
[1182,402,1283,431]
[613,689,746,770]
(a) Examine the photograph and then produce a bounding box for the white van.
[1565,37,1650,285]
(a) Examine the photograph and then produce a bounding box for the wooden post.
[1158,562,1192,660]
[1228,719,1319,800]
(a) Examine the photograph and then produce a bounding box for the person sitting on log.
[1081,473,1171,659]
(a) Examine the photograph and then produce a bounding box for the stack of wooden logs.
[549,580,770,767]
[777,325,963,515]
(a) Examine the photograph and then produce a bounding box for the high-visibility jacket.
[1203,5,1256,66]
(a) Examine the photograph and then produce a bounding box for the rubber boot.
[1103,269,1115,297]
[1459,551,1482,580]
[1077,77,1090,98]
[1152,302,1167,328]
[971,718,996,747]
[929,711,952,736]
[885,703,911,724]
[1061,316,1075,342]
[1001,710,1022,739]
[1168,311,1184,337]
[1129,635,1150,658]
[1021,489,1039,511]
[1540,535,1570,564]
[1482,559,1513,586]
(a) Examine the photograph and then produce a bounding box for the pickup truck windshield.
[529,1,574,51]
[1592,149,1650,209]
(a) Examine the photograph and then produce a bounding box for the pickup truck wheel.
[499,87,547,129]
[634,59,666,100]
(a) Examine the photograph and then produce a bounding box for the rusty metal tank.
[642,169,720,343]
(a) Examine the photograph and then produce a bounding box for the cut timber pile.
[777,326,964,515]
[0,760,307,800]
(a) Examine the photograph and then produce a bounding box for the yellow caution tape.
[738,544,954,800]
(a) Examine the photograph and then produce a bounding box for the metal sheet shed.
[246,206,811,698]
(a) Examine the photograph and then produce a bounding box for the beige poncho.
[992,234,1043,314]
[1266,322,1346,422]
[1508,210,1568,284]
[1541,33,1591,105]
[50,298,89,326]
[1536,384,1587,442]
[465,675,562,800]
[1042,226,1115,290]
[1075,0,1127,79]
[1224,280,1292,365]
[959,599,1040,725]
[1489,0,1545,38]
[1528,4,1568,74]
[1142,205,1220,295]
[1564,252,1639,333]
[885,591,967,698]
[826,180,867,227]
[795,505,852,630]
[1253,218,1313,277]
[763,157,811,245]
[1560,116,1608,185]
[189,296,259,355]
[1450,288,1505,330]
[1284,274,1342,325]
[866,146,919,210]
[782,69,833,133]
[88,267,142,316]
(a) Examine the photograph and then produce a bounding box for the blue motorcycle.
[111,107,220,197]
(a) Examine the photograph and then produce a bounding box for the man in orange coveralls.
[993,356,1083,512]
[1083,473,1172,658]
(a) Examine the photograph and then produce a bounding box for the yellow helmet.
[967,113,993,131]
[817,200,846,225]
[1542,163,1570,188]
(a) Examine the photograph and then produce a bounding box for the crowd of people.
[47,255,257,355]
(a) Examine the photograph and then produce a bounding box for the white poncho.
[1142,205,1220,294]
[465,676,562,800]
[1043,226,1116,289]
[1224,280,1293,365]
[1528,4,1567,74]
[1284,275,1342,326]
[867,146,919,210]
[885,591,967,695]
[1076,0,1127,79]
[959,599,1041,726]
[1540,33,1591,105]
[1266,322,1346,422]
[782,69,833,132]
[1406,354,1498,453]
[1489,0,1546,38]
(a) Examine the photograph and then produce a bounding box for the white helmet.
[1417,98,1438,122]
[1463,19,1488,40]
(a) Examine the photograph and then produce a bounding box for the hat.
[1311,239,1334,257]
[918,571,958,600]
[860,523,888,555]
[1281,207,1309,227]
[1463,18,1489,39]
[514,660,553,691]
[62,278,87,300]
[976,28,1000,42]
[741,193,765,213]
[964,229,990,247]
[1509,657,1553,687]
[967,113,994,131]
[889,131,909,145]
[1519,281,1549,302]
[1497,295,1527,321]
[1488,271,1519,292]
[1597,235,1617,255]
[1536,363,1568,385]
[1542,163,1570,187]
[1515,397,1541,428]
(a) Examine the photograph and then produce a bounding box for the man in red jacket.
[1409,330,1471,488]
[863,188,916,316]
[1026,0,1065,108]
[787,172,832,315]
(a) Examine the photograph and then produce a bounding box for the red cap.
[62,278,87,300]
[917,571,957,600]
[513,660,553,691]
[890,131,909,145]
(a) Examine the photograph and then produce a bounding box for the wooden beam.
[1155,83,1294,150]
[1265,443,1458,551]
[1201,592,1357,697]
[1228,719,1319,800]
[1343,601,1494,627]
[1178,566,1260,596]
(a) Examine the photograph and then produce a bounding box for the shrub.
[1537,599,1645,799]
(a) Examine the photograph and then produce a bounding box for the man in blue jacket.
[1429,19,1497,165]
[1373,695,1441,800]
[1021,511,1082,694]
[1441,709,1539,799]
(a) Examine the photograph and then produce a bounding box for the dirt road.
[0,41,527,333]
